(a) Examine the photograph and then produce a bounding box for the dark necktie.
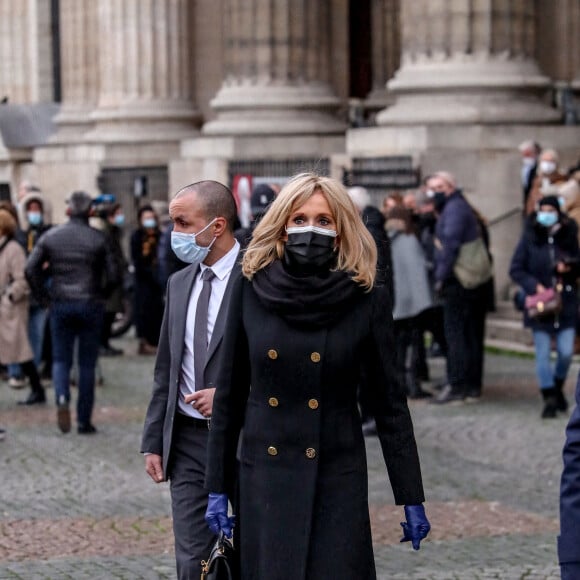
[194,268,215,390]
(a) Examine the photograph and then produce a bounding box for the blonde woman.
[205,173,430,579]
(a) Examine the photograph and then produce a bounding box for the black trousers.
[168,415,216,580]
[443,281,487,393]
[394,316,422,395]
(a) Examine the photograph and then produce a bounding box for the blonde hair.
[243,173,377,289]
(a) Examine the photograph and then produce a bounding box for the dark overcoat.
[559,375,580,578]
[206,274,425,580]
[509,215,579,332]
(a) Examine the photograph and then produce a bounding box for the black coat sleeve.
[361,285,425,505]
[205,274,252,495]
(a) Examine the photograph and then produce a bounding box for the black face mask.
[284,227,337,274]
[433,192,448,212]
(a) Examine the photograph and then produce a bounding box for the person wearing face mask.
[427,171,491,405]
[518,140,541,212]
[130,205,163,355]
[204,173,430,579]
[97,203,128,356]
[141,180,241,579]
[525,148,568,216]
[510,195,580,418]
[11,190,53,400]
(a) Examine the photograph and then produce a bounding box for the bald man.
[141,181,241,579]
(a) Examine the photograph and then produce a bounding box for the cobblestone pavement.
[0,336,573,579]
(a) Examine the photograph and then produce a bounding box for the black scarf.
[252,259,363,329]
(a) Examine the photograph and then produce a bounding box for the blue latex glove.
[400,504,430,550]
[205,493,235,538]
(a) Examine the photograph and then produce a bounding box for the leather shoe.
[57,403,71,433]
[430,384,464,405]
[78,423,97,435]
[18,391,46,405]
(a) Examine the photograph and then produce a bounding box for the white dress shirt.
[178,241,240,418]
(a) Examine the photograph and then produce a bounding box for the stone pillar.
[52,0,99,140]
[365,0,400,111]
[202,0,345,135]
[377,0,560,125]
[88,0,199,142]
[0,0,53,103]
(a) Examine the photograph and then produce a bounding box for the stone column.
[377,0,560,125]
[0,0,53,103]
[88,0,199,142]
[365,0,400,111]
[52,0,99,140]
[202,0,345,136]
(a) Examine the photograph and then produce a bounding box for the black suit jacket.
[141,253,241,477]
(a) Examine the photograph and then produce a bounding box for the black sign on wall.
[343,156,421,202]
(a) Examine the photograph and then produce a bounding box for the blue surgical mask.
[536,211,558,228]
[113,214,125,227]
[171,219,217,263]
[142,218,156,229]
[27,212,42,226]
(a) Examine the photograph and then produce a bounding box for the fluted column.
[88,0,199,142]
[52,0,98,140]
[365,0,400,111]
[0,0,53,103]
[377,0,560,125]
[202,0,345,136]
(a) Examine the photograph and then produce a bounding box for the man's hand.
[145,453,164,483]
[184,388,215,417]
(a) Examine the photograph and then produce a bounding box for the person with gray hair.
[427,171,490,404]
[525,148,568,216]
[518,140,541,210]
[26,191,119,434]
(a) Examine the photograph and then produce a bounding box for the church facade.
[0,0,579,292]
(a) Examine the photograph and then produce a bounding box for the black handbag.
[201,532,238,580]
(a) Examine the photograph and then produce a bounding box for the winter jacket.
[434,190,479,284]
[509,215,580,332]
[25,216,119,304]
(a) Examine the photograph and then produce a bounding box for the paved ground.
[0,335,574,579]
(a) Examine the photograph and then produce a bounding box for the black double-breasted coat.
[206,272,425,580]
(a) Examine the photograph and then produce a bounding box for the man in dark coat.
[141,180,241,579]
[429,171,488,404]
[25,191,119,433]
[559,373,580,579]
[347,186,394,435]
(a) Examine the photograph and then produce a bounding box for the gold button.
[267,446,278,456]
[308,399,319,410]
[305,448,316,459]
[310,352,321,363]
[268,397,279,407]
[268,349,278,360]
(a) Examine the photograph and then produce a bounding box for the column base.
[203,84,346,136]
[86,102,200,143]
[377,91,562,125]
[378,59,561,125]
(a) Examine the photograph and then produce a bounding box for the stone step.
[485,316,532,346]
[491,299,521,322]
[484,337,535,356]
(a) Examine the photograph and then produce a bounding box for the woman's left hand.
[400,504,431,550]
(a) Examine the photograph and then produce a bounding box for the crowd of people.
[2,147,580,576]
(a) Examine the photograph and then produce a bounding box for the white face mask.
[170,218,217,264]
[539,160,557,175]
